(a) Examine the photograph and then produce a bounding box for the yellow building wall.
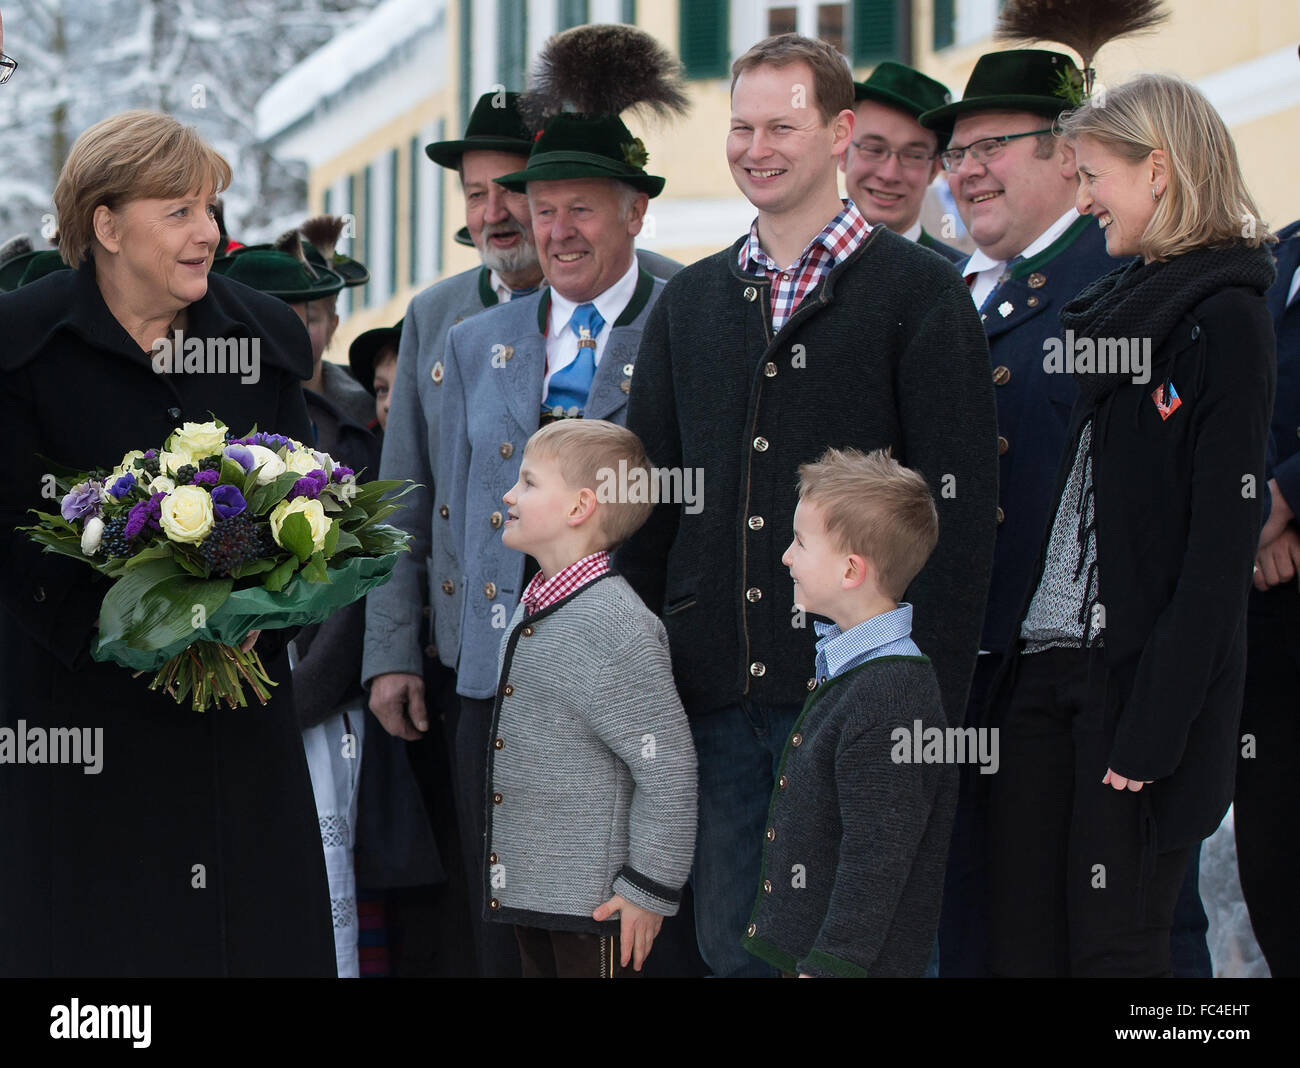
[317,0,1300,359]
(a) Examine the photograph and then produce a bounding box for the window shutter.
[497,0,528,91]
[852,0,897,64]
[558,0,589,30]
[933,0,955,51]
[458,0,473,129]
[621,0,637,24]
[679,0,729,80]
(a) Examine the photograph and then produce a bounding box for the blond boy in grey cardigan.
[486,420,697,977]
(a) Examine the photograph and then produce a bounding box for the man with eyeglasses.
[840,62,963,264]
[919,49,1211,980]
[916,49,1118,979]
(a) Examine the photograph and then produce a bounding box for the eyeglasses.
[938,129,1053,172]
[848,139,936,172]
[0,54,16,85]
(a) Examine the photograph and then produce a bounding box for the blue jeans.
[689,699,802,978]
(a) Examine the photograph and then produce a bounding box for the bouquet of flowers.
[22,420,412,711]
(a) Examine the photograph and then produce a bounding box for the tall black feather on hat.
[996,0,1169,96]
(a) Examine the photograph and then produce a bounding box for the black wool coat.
[0,263,335,976]
[617,226,998,723]
[1007,280,1276,852]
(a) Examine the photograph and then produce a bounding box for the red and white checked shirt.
[738,199,872,330]
[521,550,612,616]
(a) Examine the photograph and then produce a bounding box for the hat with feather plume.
[494,24,690,198]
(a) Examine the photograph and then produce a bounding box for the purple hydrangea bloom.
[190,468,219,486]
[124,493,166,540]
[61,481,104,522]
[108,471,137,498]
[290,470,328,500]
[223,444,255,472]
[331,465,355,483]
[210,484,247,520]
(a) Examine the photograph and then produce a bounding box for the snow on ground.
[1202,805,1270,978]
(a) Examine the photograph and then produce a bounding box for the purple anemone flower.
[223,444,255,472]
[108,471,137,499]
[210,484,247,520]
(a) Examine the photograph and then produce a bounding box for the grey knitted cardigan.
[485,572,698,932]
[743,655,957,977]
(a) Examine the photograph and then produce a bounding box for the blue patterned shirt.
[813,604,922,683]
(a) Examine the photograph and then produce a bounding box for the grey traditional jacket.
[363,265,484,682]
[439,268,666,699]
[485,573,697,930]
[363,253,681,685]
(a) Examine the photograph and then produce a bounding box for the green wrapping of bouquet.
[91,552,400,672]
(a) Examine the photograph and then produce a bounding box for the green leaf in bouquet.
[171,543,210,578]
[301,550,331,584]
[333,528,362,553]
[125,575,232,651]
[321,516,339,558]
[263,555,299,592]
[96,558,186,643]
[278,511,315,563]
[246,471,303,515]
[123,541,175,568]
[219,456,247,486]
[228,556,278,580]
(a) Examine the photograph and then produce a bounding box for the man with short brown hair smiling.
[618,33,996,978]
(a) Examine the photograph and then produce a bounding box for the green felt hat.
[855,62,953,119]
[0,236,40,292]
[454,226,474,248]
[303,242,369,288]
[425,92,534,169]
[919,49,1086,131]
[17,250,71,287]
[494,113,664,197]
[220,248,344,303]
[348,318,403,395]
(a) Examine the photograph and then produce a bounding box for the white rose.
[285,449,322,477]
[246,444,287,485]
[81,516,105,556]
[158,449,191,477]
[149,475,177,495]
[169,421,227,461]
[270,496,331,554]
[159,486,215,544]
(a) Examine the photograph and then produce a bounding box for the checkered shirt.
[521,550,612,616]
[738,199,872,330]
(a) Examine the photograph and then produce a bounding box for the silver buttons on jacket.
[763,362,778,378]
[750,662,766,677]
[746,587,762,603]
[748,515,764,530]
[743,286,758,302]
[753,436,769,452]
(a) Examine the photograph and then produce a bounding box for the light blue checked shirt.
[812,604,922,683]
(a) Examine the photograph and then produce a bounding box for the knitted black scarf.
[1059,242,1276,405]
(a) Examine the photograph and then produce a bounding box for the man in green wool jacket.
[617,32,997,978]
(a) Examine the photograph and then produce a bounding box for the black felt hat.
[494,114,664,197]
[919,49,1085,130]
[425,92,534,170]
[454,226,474,247]
[17,250,70,288]
[301,215,369,288]
[348,318,403,395]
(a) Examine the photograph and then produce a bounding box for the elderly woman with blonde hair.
[986,74,1277,976]
[0,111,334,976]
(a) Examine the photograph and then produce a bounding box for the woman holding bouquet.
[0,111,335,976]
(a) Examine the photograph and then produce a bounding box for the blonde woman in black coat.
[986,75,1276,977]
[0,112,334,976]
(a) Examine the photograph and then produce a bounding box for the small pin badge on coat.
[998,301,1013,318]
[1152,380,1182,420]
